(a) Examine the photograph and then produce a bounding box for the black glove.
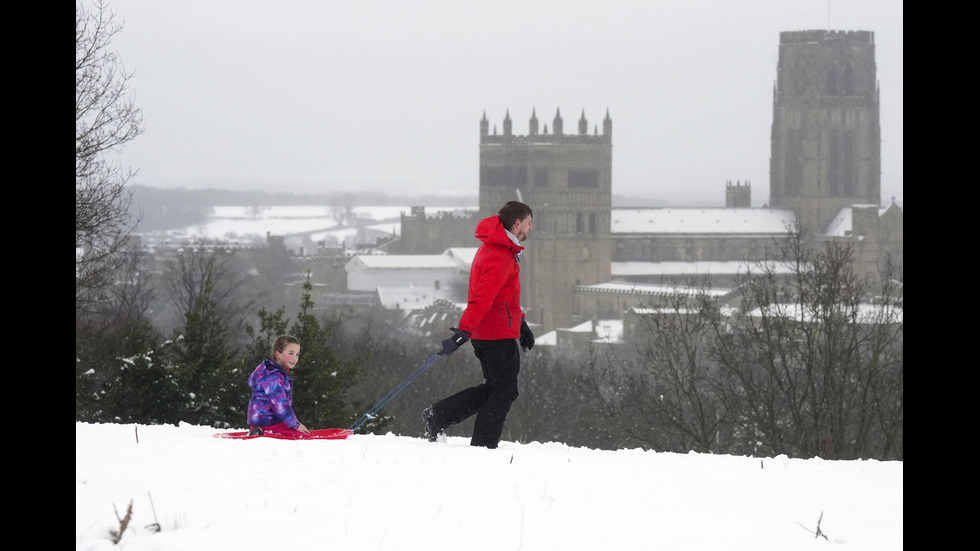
[520,319,535,351]
[438,327,470,356]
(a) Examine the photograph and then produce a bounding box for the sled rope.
[348,352,442,432]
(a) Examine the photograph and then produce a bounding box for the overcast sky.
[107,0,903,205]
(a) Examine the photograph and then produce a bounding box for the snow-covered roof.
[566,320,594,333]
[612,260,797,277]
[445,247,478,267]
[534,330,557,346]
[820,205,892,238]
[611,208,796,235]
[317,292,377,306]
[629,305,740,317]
[346,253,462,270]
[347,248,476,271]
[578,281,732,297]
[559,319,623,343]
[746,303,903,324]
[375,285,458,311]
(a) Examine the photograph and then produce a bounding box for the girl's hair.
[273,335,300,357]
[497,200,533,229]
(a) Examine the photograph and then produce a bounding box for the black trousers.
[430,338,521,448]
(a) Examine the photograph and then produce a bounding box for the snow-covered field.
[141,205,477,250]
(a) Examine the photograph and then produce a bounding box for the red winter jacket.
[457,215,525,340]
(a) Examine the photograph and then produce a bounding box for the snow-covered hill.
[76,422,903,550]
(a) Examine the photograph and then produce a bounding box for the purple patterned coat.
[247,359,300,429]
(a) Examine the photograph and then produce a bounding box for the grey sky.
[108,0,903,205]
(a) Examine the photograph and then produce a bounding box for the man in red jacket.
[424,200,535,448]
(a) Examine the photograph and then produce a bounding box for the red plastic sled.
[213,428,353,440]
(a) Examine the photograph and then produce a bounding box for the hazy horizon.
[127,182,770,209]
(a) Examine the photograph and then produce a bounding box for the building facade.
[478,108,614,332]
[396,206,479,254]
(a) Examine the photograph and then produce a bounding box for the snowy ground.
[75,422,902,550]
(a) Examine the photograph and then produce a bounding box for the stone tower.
[769,30,881,231]
[726,180,752,208]
[479,108,613,333]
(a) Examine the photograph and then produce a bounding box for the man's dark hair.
[498,201,533,229]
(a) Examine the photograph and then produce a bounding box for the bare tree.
[108,247,157,323]
[587,282,728,453]
[507,346,621,449]
[582,225,903,460]
[163,243,266,343]
[711,226,904,459]
[76,0,144,315]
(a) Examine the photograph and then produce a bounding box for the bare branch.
[76,0,145,316]
[798,511,830,541]
[109,499,133,544]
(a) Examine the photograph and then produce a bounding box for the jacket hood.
[263,358,287,374]
[248,358,287,386]
[474,215,524,254]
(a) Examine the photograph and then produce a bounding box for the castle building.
[478,108,613,332]
[396,206,478,254]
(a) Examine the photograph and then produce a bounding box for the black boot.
[422,407,442,442]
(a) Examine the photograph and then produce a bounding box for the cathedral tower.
[726,180,752,208]
[479,108,613,333]
[770,30,881,231]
